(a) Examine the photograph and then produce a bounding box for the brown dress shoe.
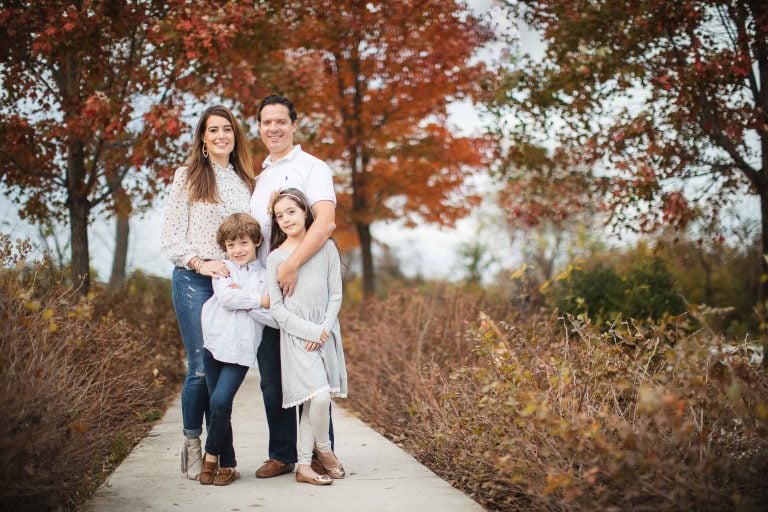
[213,467,241,486]
[255,459,295,478]
[199,458,218,485]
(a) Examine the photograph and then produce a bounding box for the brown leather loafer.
[255,459,295,478]
[213,467,241,486]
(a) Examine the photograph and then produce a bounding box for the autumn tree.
[492,1,768,313]
[275,0,493,297]
[0,0,274,293]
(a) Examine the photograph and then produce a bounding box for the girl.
[266,188,348,486]
[160,105,254,480]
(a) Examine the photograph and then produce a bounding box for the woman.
[161,105,255,480]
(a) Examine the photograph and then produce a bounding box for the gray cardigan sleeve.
[322,243,342,332]
[266,254,324,342]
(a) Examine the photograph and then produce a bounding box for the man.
[249,94,337,478]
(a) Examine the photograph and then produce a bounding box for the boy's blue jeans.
[203,349,249,468]
[171,267,212,438]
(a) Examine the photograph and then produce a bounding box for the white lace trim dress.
[266,240,348,408]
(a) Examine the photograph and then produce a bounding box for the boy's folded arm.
[213,275,262,310]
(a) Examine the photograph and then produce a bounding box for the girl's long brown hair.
[185,105,255,203]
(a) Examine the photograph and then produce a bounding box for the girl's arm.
[321,244,343,332]
[211,263,262,310]
[267,256,324,341]
[249,305,278,329]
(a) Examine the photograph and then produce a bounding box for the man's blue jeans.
[203,349,249,468]
[171,267,212,438]
[257,326,333,464]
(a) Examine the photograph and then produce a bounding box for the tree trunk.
[109,184,131,288]
[761,191,768,369]
[69,195,90,295]
[356,222,375,298]
[109,209,130,288]
[67,139,91,295]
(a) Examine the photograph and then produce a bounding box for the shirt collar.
[262,144,302,169]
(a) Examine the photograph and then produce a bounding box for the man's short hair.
[257,94,297,123]
[216,213,263,251]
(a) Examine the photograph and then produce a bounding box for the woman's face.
[203,115,235,163]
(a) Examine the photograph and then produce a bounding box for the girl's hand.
[228,283,241,289]
[319,329,330,344]
[199,260,230,278]
[304,341,321,352]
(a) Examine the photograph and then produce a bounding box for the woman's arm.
[160,168,197,268]
[267,256,324,341]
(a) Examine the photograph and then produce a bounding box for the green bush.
[554,258,685,323]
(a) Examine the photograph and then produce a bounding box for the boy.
[198,213,277,485]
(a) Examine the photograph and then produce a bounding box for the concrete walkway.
[83,372,485,512]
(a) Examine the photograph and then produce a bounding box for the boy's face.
[225,236,258,266]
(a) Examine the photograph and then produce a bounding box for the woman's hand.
[198,260,230,278]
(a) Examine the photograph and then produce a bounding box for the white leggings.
[297,390,332,465]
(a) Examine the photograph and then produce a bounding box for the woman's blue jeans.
[171,267,212,438]
[203,349,249,468]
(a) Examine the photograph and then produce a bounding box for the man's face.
[259,104,297,159]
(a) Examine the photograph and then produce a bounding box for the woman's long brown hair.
[185,105,255,203]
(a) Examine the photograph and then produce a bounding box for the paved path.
[83,372,485,512]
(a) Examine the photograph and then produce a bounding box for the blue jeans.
[171,267,212,438]
[203,349,249,468]
[257,326,334,464]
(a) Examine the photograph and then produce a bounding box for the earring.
[202,144,208,158]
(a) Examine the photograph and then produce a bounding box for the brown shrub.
[342,283,768,511]
[0,236,184,511]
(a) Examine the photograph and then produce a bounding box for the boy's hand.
[228,283,241,289]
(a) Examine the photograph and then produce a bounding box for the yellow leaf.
[42,308,54,320]
[48,322,58,333]
[509,263,528,280]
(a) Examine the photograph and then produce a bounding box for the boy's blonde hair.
[216,213,263,251]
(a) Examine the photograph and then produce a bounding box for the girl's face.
[203,114,234,163]
[224,236,258,266]
[273,196,307,240]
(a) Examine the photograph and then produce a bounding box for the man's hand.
[277,260,299,297]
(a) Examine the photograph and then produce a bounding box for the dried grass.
[0,237,184,511]
[342,284,768,511]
